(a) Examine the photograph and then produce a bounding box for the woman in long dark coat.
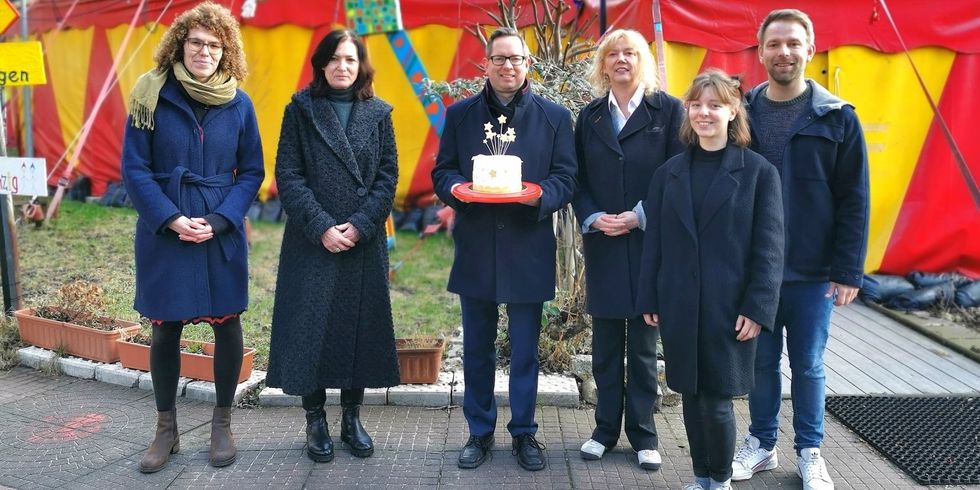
[265,29,400,463]
[121,2,264,473]
[572,29,684,471]
[636,70,784,490]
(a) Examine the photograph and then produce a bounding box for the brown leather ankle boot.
[140,408,179,473]
[209,407,237,467]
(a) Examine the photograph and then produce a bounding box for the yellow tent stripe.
[240,24,314,199]
[42,27,94,156]
[830,45,955,271]
[105,23,165,112]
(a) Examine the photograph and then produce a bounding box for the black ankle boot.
[302,390,333,462]
[340,388,373,457]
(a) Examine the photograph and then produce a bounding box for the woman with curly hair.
[121,1,263,473]
[265,29,400,463]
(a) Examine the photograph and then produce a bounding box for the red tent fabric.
[25,0,980,54]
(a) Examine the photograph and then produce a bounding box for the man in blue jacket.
[431,27,576,471]
[731,9,869,490]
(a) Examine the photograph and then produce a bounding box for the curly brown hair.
[153,1,247,80]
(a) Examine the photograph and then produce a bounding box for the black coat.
[265,89,400,394]
[572,91,684,318]
[636,145,784,396]
[431,85,577,303]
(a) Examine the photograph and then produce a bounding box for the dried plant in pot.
[395,336,446,384]
[14,281,140,363]
[117,329,255,383]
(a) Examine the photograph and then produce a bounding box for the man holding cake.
[431,27,577,472]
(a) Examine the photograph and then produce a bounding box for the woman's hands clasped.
[321,222,360,254]
[591,211,640,236]
[169,216,214,243]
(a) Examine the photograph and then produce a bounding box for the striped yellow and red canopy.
[8,0,980,276]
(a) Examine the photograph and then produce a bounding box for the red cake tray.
[451,182,542,203]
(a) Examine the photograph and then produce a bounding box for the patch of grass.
[0,315,21,370]
[388,232,459,338]
[929,303,980,334]
[17,201,459,371]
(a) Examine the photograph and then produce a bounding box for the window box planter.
[395,338,446,384]
[117,338,255,383]
[14,308,140,363]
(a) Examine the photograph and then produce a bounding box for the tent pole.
[599,0,606,36]
[21,0,33,158]
[0,90,23,313]
[652,0,666,91]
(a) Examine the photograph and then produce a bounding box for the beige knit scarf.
[128,62,238,130]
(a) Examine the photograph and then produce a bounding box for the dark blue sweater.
[746,80,869,288]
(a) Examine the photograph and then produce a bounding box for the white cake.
[471,154,523,194]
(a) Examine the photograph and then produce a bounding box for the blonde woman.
[572,28,684,470]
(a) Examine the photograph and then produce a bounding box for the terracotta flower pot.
[395,338,445,384]
[14,308,140,363]
[117,339,255,383]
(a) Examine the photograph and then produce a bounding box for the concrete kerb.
[18,346,582,408]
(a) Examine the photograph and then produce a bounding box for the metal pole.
[21,0,33,157]
[0,90,23,313]
[599,0,606,36]
[652,0,667,91]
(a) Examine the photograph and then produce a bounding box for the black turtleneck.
[691,145,726,221]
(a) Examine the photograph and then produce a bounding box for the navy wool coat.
[432,86,577,303]
[265,89,400,394]
[635,145,785,396]
[121,73,264,321]
[572,91,684,318]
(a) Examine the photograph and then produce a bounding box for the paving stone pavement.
[0,366,972,489]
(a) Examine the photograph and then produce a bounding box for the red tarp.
[23,0,980,54]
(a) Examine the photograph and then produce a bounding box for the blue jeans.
[748,281,833,452]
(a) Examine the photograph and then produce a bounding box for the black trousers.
[590,315,659,451]
[682,391,735,482]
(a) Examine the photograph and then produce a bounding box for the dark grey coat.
[265,89,400,394]
[636,145,784,396]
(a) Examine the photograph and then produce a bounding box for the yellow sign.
[0,0,17,36]
[0,41,46,87]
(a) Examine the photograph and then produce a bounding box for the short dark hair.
[485,27,527,57]
[757,9,815,46]
[309,29,375,100]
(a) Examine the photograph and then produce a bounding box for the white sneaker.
[579,439,606,460]
[731,434,778,480]
[709,479,732,490]
[637,449,662,470]
[682,485,707,490]
[797,448,834,489]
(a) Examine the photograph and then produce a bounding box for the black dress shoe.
[512,433,546,471]
[458,434,494,469]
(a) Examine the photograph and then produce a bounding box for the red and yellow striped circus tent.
[4,0,979,276]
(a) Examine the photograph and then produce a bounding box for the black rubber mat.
[826,395,980,485]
